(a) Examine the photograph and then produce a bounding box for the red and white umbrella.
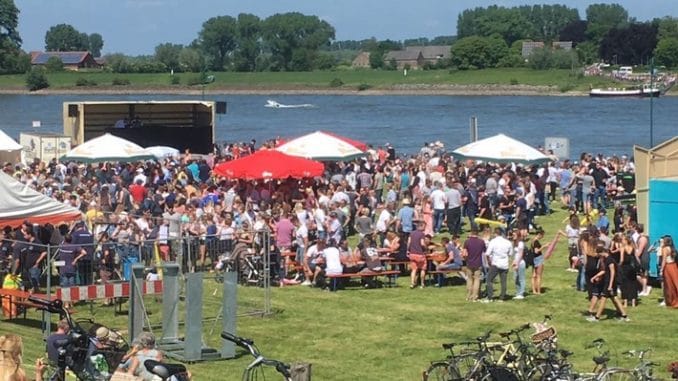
[276,131,366,161]
[213,149,324,180]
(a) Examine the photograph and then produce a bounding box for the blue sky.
[15,0,678,56]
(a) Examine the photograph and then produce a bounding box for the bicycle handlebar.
[585,338,606,349]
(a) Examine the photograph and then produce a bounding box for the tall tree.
[0,0,21,47]
[655,37,678,68]
[234,13,261,72]
[657,17,678,40]
[559,20,588,46]
[198,15,237,71]
[599,22,657,65]
[518,4,580,41]
[585,3,629,43]
[0,0,27,74]
[45,24,89,51]
[261,12,335,71]
[178,47,205,72]
[451,35,509,69]
[88,33,103,57]
[154,43,183,71]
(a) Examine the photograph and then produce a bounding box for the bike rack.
[128,264,237,362]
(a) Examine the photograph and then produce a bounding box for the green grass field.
[1,204,674,380]
[0,68,622,93]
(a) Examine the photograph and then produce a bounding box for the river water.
[0,93,673,158]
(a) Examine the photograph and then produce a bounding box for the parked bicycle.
[221,331,292,381]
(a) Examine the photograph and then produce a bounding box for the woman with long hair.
[661,235,678,308]
[0,334,45,381]
[530,228,545,295]
[619,235,639,308]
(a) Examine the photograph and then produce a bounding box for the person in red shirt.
[129,179,146,205]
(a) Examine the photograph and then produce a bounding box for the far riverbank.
[0,83,588,96]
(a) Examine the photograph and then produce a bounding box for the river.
[0,93,672,158]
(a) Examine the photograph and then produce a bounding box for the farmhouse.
[30,51,100,71]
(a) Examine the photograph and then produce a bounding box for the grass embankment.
[0,68,621,94]
[1,204,673,380]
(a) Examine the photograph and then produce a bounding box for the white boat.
[265,99,315,108]
[589,84,661,98]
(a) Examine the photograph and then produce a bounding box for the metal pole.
[650,57,654,148]
[45,243,51,337]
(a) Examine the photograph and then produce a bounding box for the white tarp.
[0,130,22,151]
[61,133,154,163]
[0,171,81,228]
[453,134,550,164]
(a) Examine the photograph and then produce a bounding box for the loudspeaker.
[68,104,79,117]
[216,101,227,114]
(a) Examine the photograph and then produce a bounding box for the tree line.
[4,0,678,76]
[450,3,678,70]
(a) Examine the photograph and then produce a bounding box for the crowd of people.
[0,139,676,306]
[2,137,678,380]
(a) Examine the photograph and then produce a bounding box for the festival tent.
[276,131,366,161]
[0,171,81,228]
[144,145,180,159]
[452,133,550,164]
[61,133,155,163]
[213,149,324,180]
[0,129,22,165]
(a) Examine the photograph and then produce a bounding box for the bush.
[559,83,575,93]
[357,83,372,91]
[186,74,207,86]
[75,78,97,86]
[45,56,64,72]
[510,78,519,85]
[169,75,181,85]
[111,77,131,86]
[329,78,343,87]
[25,68,49,91]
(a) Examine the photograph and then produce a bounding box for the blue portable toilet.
[648,179,678,277]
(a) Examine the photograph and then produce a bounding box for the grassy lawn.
[1,204,673,380]
[0,69,621,92]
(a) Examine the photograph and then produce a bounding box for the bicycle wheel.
[598,369,640,381]
[527,363,576,381]
[479,365,520,381]
[452,353,478,380]
[243,366,292,381]
[423,361,461,381]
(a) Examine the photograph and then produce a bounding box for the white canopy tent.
[276,131,365,161]
[0,129,22,165]
[452,134,550,164]
[0,171,81,228]
[144,145,180,159]
[61,133,155,163]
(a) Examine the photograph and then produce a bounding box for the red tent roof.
[321,131,367,151]
[213,149,324,180]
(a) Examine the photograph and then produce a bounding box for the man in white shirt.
[483,227,513,302]
[375,203,393,246]
[323,240,343,276]
[430,182,447,234]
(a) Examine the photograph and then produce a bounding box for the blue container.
[122,256,139,281]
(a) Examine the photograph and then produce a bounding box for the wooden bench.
[0,288,48,319]
[427,269,465,287]
[325,270,400,291]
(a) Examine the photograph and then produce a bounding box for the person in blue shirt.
[395,198,415,261]
[596,209,610,232]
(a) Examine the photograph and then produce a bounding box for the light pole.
[650,57,654,147]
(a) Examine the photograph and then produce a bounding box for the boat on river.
[589,84,662,98]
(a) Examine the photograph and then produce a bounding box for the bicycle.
[221,331,292,381]
[423,330,496,381]
[144,359,190,381]
[526,335,576,381]
[592,349,659,381]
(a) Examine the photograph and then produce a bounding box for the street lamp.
[649,57,655,147]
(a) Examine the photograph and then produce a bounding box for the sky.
[14,0,678,56]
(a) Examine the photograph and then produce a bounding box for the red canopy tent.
[0,171,82,228]
[213,149,324,180]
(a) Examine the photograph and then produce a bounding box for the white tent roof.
[276,131,365,161]
[0,171,81,228]
[62,133,154,163]
[0,130,22,151]
[452,134,550,164]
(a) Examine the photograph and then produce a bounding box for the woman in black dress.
[619,235,638,308]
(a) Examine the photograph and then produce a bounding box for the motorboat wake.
[265,99,315,108]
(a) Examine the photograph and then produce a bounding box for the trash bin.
[122,256,140,281]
